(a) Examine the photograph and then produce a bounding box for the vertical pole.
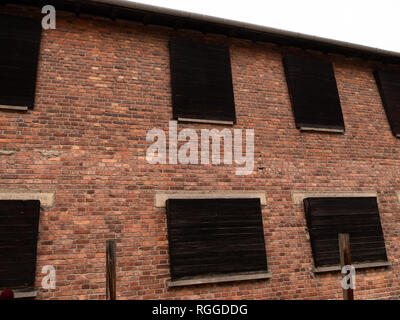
[338,233,354,300]
[106,240,116,300]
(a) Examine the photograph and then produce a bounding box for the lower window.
[304,197,388,268]
[166,198,268,282]
[0,200,40,289]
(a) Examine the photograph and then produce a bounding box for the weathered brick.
[0,4,399,300]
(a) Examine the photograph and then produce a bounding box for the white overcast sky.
[129,0,400,53]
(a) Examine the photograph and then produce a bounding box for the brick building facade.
[1,0,400,299]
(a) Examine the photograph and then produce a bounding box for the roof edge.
[94,0,400,61]
[5,0,400,64]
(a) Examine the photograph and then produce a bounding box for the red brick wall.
[1,5,400,299]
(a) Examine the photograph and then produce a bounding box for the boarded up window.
[0,200,41,288]
[283,54,345,132]
[169,38,236,123]
[374,70,400,137]
[0,14,42,109]
[166,198,267,280]
[304,197,387,268]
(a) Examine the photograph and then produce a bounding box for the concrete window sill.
[0,191,55,208]
[313,261,390,273]
[13,288,37,299]
[167,271,272,288]
[155,191,267,208]
[177,117,234,126]
[0,105,28,111]
[291,191,377,205]
[299,126,344,133]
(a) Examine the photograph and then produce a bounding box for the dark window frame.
[0,200,41,290]
[165,198,269,285]
[283,54,345,133]
[303,197,388,270]
[374,70,400,138]
[169,38,236,124]
[0,14,42,111]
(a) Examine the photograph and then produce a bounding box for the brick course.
[1,4,400,299]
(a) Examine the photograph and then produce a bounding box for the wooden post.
[338,233,354,300]
[106,240,116,300]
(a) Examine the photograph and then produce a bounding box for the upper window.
[166,198,267,283]
[0,200,41,289]
[374,70,400,138]
[283,54,345,132]
[304,197,387,268]
[169,38,236,123]
[0,14,42,110]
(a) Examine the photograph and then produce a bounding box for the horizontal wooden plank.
[315,247,387,259]
[171,257,268,271]
[313,240,385,251]
[171,263,268,279]
[171,247,267,261]
[0,263,36,274]
[315,253,389,266]
[167,271,271,287]
[310,227,384,237]
[310,217,381,226]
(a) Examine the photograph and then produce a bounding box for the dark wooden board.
[169,38,236,122]
[374,70,400,137]
[0,200,41,288]
[0,14,42,109]
[303,197,387,267]
[283,54,345,131]
[166,198,267,280]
